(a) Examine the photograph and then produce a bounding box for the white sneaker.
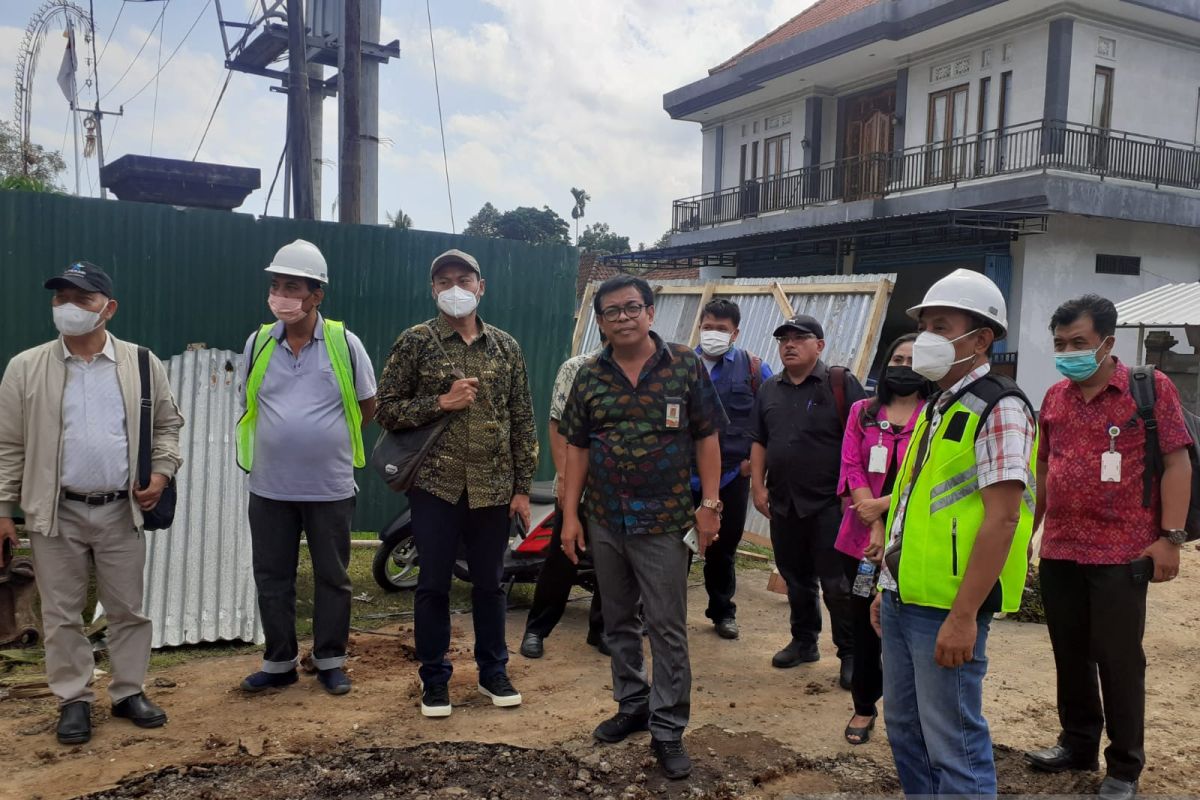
[478,673,522,707]
[420,682,452,718]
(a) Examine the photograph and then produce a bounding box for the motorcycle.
[372,480,598,598]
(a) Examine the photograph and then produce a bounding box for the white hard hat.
[265,239,329,284]
[907,268,1007,336]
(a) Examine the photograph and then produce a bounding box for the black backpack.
[1129,365,1200,541]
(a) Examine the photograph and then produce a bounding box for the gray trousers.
[248,493,354,673]
[31,499,150,706]
[590,519,691,741]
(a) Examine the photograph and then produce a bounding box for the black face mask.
[883,365,925,397]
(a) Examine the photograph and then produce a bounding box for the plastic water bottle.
[852,558,878,598]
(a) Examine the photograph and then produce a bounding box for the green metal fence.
[0,190,578,530]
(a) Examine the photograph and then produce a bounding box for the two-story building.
[610,0,1200,402]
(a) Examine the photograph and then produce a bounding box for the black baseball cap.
[44,261,114,297]
[773,314,824,340]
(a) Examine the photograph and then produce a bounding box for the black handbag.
[137,346,178,531]
[371,325,464,492]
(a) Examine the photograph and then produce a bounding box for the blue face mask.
[1054,342,1108,382]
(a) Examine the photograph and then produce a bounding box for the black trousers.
[248,493,355,672]
[524,505,603,639]
[691,475,751,622]
[1040,558,1148,782]
[841,553,883,716]
[768,500,854,658]
[409,489,511,686]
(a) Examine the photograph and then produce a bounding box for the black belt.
[63,490,129,506]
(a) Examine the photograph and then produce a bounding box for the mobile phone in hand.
[682,528,699,555]
[1129,556,1154,585]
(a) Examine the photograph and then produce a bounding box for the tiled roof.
[711,0,879,74]
[576,253,700,299]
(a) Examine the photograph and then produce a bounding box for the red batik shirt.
[1039,359,1193,564]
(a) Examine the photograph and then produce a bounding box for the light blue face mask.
[1054,339,1111,382]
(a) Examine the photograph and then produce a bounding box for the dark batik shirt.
[559,332,726,536]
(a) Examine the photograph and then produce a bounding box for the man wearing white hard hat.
[235,239,377,696]
[869,268,1038,796]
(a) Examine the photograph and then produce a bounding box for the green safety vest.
[885,376,1038,614]
[235,318,365,473]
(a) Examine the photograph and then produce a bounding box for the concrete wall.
[903,23,1049,146]
[1068,20,1200,143]
[701,126,718,194]
[1012,215,1200,406]
[703,98,807,192]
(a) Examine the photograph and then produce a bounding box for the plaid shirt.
[880,363,1035,590]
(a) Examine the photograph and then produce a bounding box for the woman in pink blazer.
[836,333,930,745]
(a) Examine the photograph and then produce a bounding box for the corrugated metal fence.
[0,190,578,532]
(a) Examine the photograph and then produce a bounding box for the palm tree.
[386,208,413,229]
[570,187,590,243]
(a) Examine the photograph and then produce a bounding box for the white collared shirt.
[60,333,130,493]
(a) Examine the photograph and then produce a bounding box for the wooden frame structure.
[572,277,895,381]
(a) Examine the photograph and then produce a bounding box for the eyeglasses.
[775,333,816,344]
[600,303,648,322]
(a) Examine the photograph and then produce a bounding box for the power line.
[119,0,212,107]
[95,0,126,67]
[426,0,455,233]
[149,0,168,154]
[264,130,288,217]
[100,0,170,101]
[192,69,232,161]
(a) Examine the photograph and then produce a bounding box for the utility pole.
[338,0,362,224]
[286,0,314,219]
[88,0,107,199]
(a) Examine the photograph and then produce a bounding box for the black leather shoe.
[714,618,739,640]
[519,631,544,659]
[112,692,167,728]
[651,737,692,780]
[593,711,650,743]
[771,640,819,668]
[1098,777,1137,800]
[839,656,854,690]
[586,629,611,656]
[56,701,91,745]
[1024,745,1100,773]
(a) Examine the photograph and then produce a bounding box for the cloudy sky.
[0,0,812,246]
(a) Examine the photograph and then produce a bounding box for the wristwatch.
[699,498,724,515]
[1161,528,1188,546]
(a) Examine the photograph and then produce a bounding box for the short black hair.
[594,275,653,315]
[701,298,740,328]
[1049,294,1117,338]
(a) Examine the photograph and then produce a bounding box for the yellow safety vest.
[235,318,364,472]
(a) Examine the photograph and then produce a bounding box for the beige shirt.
[60,334,130,493]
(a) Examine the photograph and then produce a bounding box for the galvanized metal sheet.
[142,349,262,648]
[1115,282,1200,328]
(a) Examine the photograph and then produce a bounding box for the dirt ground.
[3,550,1198,800]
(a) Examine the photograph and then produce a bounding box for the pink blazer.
[834,398,925,559]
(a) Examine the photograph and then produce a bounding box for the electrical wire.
[426,0,455,233]
[149,0,168,154]
[95,0,125,67]
[191,69,233,161]
[119,0,212,107]
[264,129,288,217]
[100,0,170,100]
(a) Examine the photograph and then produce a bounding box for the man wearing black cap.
[749,314,865,684]
[0,262,184,745]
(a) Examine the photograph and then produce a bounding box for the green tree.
[578,222,631,254]
[0,120,65,190]
[494,205,571,245]
[386,208,413,229]
[652,230,672,249]
[570,186,590,242]
[462,202,502,237]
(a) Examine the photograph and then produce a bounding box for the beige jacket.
[0,332,184,536]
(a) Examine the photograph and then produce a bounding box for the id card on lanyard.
[1100,424,1122,482]
[868,420,891,474]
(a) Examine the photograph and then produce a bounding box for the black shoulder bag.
[137,346,178,531]
[371,325,465,492]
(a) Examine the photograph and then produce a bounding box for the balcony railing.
[671,119,1200,233]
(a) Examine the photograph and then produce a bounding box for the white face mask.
[52,302,105,337]
[699,330,733,358]
[436,285,479,318]
[911,329,980,381]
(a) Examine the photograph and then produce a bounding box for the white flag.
[56,26,78,107]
